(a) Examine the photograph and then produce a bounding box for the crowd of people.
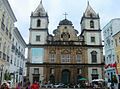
[0,81,40,89]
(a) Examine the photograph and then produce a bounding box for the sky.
[8,0,120,44]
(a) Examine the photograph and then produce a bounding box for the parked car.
[54,83,65,88]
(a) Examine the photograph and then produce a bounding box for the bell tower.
[80,2,103,81]
[29,0,49,45]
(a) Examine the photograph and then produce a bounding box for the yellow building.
[113,31,120,80]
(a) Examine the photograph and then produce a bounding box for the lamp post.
[0,64,4,84]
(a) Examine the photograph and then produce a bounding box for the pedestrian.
[31,81,39,89]
[16,82,21,89]
[0,83,9,89]
[26,82,31,89]
[110,83,114,89]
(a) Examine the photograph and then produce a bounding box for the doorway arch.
[61,69,70,84]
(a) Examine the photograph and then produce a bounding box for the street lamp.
[0,64,4,84]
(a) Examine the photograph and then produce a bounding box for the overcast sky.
[8,0,120,44]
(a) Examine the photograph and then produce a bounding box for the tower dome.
[59,19,73,25]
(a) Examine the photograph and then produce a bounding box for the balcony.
[7,56,9,62]
[9,33,12,39]
[6,28,8,35]
[3,53,6,60]
[11,44,15,52]
[18,51,21,57]
[1,22,5,30]
[0,51,2,58]
[15,48,18,55]
[19,67,23,75]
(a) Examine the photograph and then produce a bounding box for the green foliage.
[4,70,11,81]
[112,75,118,83]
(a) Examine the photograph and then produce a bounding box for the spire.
[40,0,42,4]
[32,0,47,16]
[87,0,89,6]
[84,1,98,18]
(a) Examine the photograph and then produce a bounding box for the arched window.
[91,51,97,63]
[37,19,41,27]
[90,20,94,28]
[2,14,5,23]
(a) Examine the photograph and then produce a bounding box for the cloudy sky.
[8,0,120,44]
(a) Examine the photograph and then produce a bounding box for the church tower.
[29,0,49,45]
[80,2,104,81]
[27,1,49,83]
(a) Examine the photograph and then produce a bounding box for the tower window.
[37,19,41,27]
[34,68,39,74]
[90,20,94,28]
[91,51,97,63]
[91,37,95,42]
[36,35,40,41]
[92,69,98,74]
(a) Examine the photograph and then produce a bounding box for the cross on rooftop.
[63,12,68,19]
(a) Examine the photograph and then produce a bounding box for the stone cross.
[63,12,68,19]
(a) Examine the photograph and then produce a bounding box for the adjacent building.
[0,0,17,84]
[103,18,120,83]
[113,31,120,82]
[10,27,26,87]
[0,0,26,87]
[27,1,104,84]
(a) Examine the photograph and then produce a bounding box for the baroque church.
[27,1,104,84]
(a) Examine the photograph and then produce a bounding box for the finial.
[87,0,89,5]
[63,12,68,19]
[40,0,42,4]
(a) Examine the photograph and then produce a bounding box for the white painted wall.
[87,48,102,63]
[30,30,47,44]
[29,67,44,83]
[85,32,101,45]
[82,19,100,30]
[30,17,48,29]
[88,67,102,82]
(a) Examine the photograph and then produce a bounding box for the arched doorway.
[49,74,55,84]
[61,69,70,84]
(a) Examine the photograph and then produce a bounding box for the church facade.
[27,1,104,84]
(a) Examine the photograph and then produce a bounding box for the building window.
[0,43,1,50]
[90,20,94,28]
[34,68,39,74]
[117,55,119,63]
[92,69,98,74]
[14,58,16,66]
[37,19,41,27]
[0,51,2,58]
[115,39,117,46]
[61,54,71,63]
[50,68,54,74]
[76,54,82,63]
[91,37,95,42]
[2,14,5,23]
[91,51,97,63]
[49,54,56,63]
[77,68,81,74]
[119,37,120,43]
[36,35,40,41]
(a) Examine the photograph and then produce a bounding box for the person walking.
[0,83,9,89]
[31,81,39,89]
[26,82,31,89]
[16,82,21,89]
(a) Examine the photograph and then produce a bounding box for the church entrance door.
[61,69,70,84]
